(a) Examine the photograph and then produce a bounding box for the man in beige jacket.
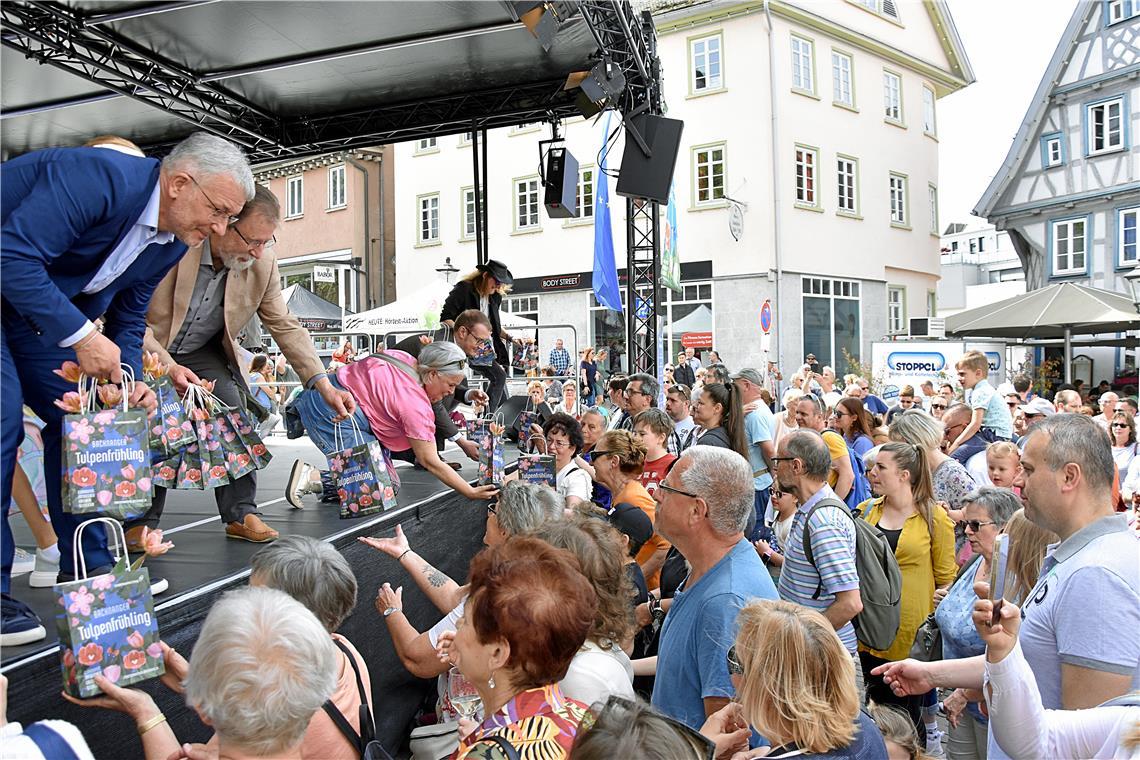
[133,186,354,544]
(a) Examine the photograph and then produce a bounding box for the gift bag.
[174,442,206,490]
[470,414,505,486]
[214,412,257,482]
[329,420,398,519]
[226,408,273,469]
[517,454,555,487]
[470,337,496,368]
[56,518,164,698]
[62,369,153,521]
[147,374,194,460]
[516,400,538,450]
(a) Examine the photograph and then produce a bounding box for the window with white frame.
[1051,218,1086,275]
[802,277,861,368]
[855,0,900,20]
[836,156,857,215]
[415,137,438,153]
[515,178,541,231]
[459,132,473,146]
[922,86,937,135]
[795,146,818,206]
[461,188,477,240]
[1119,207,1138,266]
[1044,135,1064,166]
[1087,98,1124,154]
[928,184,938,234]
[418,193,440,244]
[889,173,908,226]
[883,71,902,123]
[693,144,726,205]
[690,34,723,92]
[1106,0,1133,24]
[286,176,303,217]
[791,35,815,93]
[576,167,594,218]
[327,165,346,209]
[887,286,905,334]
[832,51,854,107]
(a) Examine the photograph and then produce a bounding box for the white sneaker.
[285,460,319,509]
[925,728,946,758]
[28,547,61,588]
[150,577,169,595]
[10,548,34,576]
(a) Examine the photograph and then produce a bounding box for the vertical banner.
[660,182,681,294]
[592,112,623,313]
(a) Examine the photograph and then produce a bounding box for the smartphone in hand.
[989,533,1010,626]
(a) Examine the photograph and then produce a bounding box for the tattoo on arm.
[423,565,449,588]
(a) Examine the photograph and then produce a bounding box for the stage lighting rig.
[503,1,580,51]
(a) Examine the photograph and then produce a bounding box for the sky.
[938,0,1078,228]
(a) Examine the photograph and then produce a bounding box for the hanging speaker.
[544,147,580,219]
[615,114,684,204]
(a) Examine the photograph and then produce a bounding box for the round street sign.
[729,204,744,241]
[760,299,773,334]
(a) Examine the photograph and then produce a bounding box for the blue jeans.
[747,486,771,542]
[292,376,377,458]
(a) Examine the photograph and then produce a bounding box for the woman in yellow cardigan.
[857,441,956,742]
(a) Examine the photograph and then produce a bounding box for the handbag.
[409,722,460,760]
[56,518,164,697]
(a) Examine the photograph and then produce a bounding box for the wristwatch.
[382,606,401,618]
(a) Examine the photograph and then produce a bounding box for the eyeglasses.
[438,359,468,371]
[726,645,744,676]
[188,175,241,225]
[486,502,498,516]
[962,519,996,532]
[667,384,692,396]
[1006,401,1019,408]
[657,481,699,499]
[1111,423,1131,429]
[231,224,277,250]
[770,456,796,464]
[931,404,947,410]
[625,387,650,397]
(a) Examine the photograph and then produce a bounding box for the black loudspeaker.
[615,113,685,204]
[544,146,580,218]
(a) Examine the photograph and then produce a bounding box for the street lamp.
[436,256,460,283]
[1126,265,1140,312]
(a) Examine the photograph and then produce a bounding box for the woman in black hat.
[440,259,514,410]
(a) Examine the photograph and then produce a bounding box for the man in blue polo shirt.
[650,446,778,731]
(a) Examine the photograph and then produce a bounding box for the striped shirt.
[777,484,861,653]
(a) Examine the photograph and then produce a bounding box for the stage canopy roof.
[1,0,657,161]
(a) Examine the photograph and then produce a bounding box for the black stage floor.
[2,434,508,757]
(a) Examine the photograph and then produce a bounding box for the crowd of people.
[2,130,1138,760]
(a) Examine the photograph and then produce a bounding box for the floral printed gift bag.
[55,518,164,698]
[328,418,398,520]
[60,367,153,521]
[469,414,505,487]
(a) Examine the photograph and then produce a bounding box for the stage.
[3,434,507,757]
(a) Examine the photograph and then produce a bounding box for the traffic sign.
[760,300,773,334]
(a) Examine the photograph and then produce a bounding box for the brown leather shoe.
[225,514,279,543]
[124,525,148,554]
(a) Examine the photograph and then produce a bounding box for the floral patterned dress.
[453,684,589,760]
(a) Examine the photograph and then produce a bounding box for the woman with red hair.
[443,537,597,759]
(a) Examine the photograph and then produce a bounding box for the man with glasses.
[886,385,917,425]
[1,132,254,646]
[943,403,991,485]
[623,373,658,426]
[650,447,777,732]
[138,186,355,545]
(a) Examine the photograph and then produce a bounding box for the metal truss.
[625,198,661,375]
[0,1,286,153]
[577,0,660,114]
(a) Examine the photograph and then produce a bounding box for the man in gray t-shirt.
[871,415,1140,721]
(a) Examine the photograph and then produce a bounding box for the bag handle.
[332,415,364,452]
[373,351,419,383]
[71,517,128,581]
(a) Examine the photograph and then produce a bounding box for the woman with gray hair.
[250,536,371,759]
[65,586,339,760]
[931,487,1021,760]
[362,483,563,722]
[292,340,498,500]
[890,408,976,525]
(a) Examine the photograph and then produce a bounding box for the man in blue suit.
[1,133,255,646]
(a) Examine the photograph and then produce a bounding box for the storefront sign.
[539,273,583,291]
[313,265,337,283]
[681,331,713,349]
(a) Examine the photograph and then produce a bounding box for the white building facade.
[974,1,1140,382]
[392,0,973,374]
[937,222,1025,317]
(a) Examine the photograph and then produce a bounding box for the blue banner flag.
[593,112,623,313]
